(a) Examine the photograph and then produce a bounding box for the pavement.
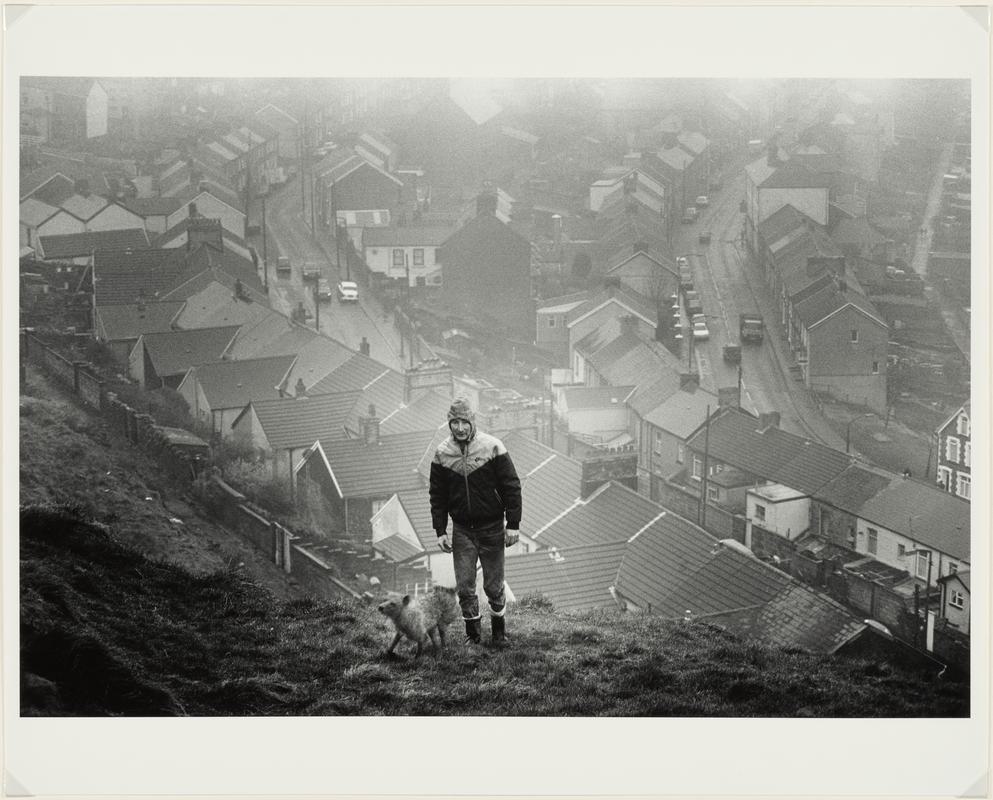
[910,140,971,364]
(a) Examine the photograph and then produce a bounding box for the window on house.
[948,562,958,574]
[948,589,965,609]
[946,436,960,463]
[872,361,880,375]
[654,431,663,456]
[676,442,685,464]
[957,474,971,500]
[755,504,766,522]
[371,499,386,517]
[916,552,931,580]
[964,441,971,468]
[957,414,970,437]
[850,329,859,343]
[897,544,906,557]
[710,463,724,476]
[691,455,703,481]
[937,465,953,490]
[547,317,556,328]
[867,527,878,555]
[707,485,720,502]
[413,248,424,266]
[392,248,405,267]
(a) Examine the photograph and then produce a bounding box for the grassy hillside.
[18,366,969,717]
[20,503,968,717]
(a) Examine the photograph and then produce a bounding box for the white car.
[692,314,710,340]
[676,255,689,268]
[695,195,710,208]
[336,280,359,302]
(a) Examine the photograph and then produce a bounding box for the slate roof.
[170,280,272,330]
[605,243,676,276]
[757,203,812,247]
[677,130,709,156]
[379,391,452,437]
[601,337,684,392]
[310,355,407,429]
[613,511,718,612]
[21,170,75,205]
[92,248,192,305]
[187,355,296,411]
[536,481,666,550]
[641,386,719,438]
[120,197,186,217]
[155,217,249,251]
[395,490,438,550]
[654,545,791,617]
[239,391,362,450]
[95,301,184,342]
[562,385,636,410]
[856,479,970,561]
[713,581,866,654]
[314,430,436,498]
[816,464,899,514]
[19,198,60,228]
[61,193,110,221]
[685,407,851,496]
[794,283,886,329]
[374,533,424,564]
[655,146,694,171]
[39,228,150,260]
[502,432,584,535]
[139,325,240,379]
[362,227,452,247]
[830,216,891,249]
[746,155,829,189]
[504,542,627,613]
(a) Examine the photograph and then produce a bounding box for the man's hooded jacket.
[430,398,522,536]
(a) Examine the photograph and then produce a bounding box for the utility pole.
[699,404,711,528]
[261,193,268,292]
[313,280,319,331]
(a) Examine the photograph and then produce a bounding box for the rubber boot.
[491,614,507,645]
[464,618,482,644]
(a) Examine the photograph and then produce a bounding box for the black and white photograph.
[3,4,988,798]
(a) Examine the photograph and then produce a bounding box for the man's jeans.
[452,521,506,620]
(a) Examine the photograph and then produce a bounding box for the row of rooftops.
[685,406,969,560]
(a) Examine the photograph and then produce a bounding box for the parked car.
[723,343,741,364]
[698,231,712,245]
[275,256,291,275]
[676,255,689,268]
[692,314,710,341]
[683,288,703,316]
[336,280,359,302]
[302,263,321,281]
[317,278,332,301]
[681,206,698,224]
[695,195,710,208]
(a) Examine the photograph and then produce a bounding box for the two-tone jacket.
[429,431,522,535]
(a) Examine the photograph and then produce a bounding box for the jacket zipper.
[461,444,472,516]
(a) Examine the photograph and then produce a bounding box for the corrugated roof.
[537,481,664,550]
[505,542,626,612]
[95,301,184,342]
[188,355,296,411]
[245,391,362,450]
[857,479,970,561]
[140,325,240,378]
[316,430,436,498]
[39,228,150,259]
[613,512,718,611]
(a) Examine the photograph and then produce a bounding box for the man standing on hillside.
[430,397,522,646]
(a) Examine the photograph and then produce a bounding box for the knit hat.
[447,397,475,424]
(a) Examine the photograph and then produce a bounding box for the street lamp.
[845,412,875,454]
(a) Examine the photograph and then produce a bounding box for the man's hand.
[438,533,452,553]
[504,528,519,548]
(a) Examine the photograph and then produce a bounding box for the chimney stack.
[360,404,381,445]
[476,190,499,218]
[757,411,780,431]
